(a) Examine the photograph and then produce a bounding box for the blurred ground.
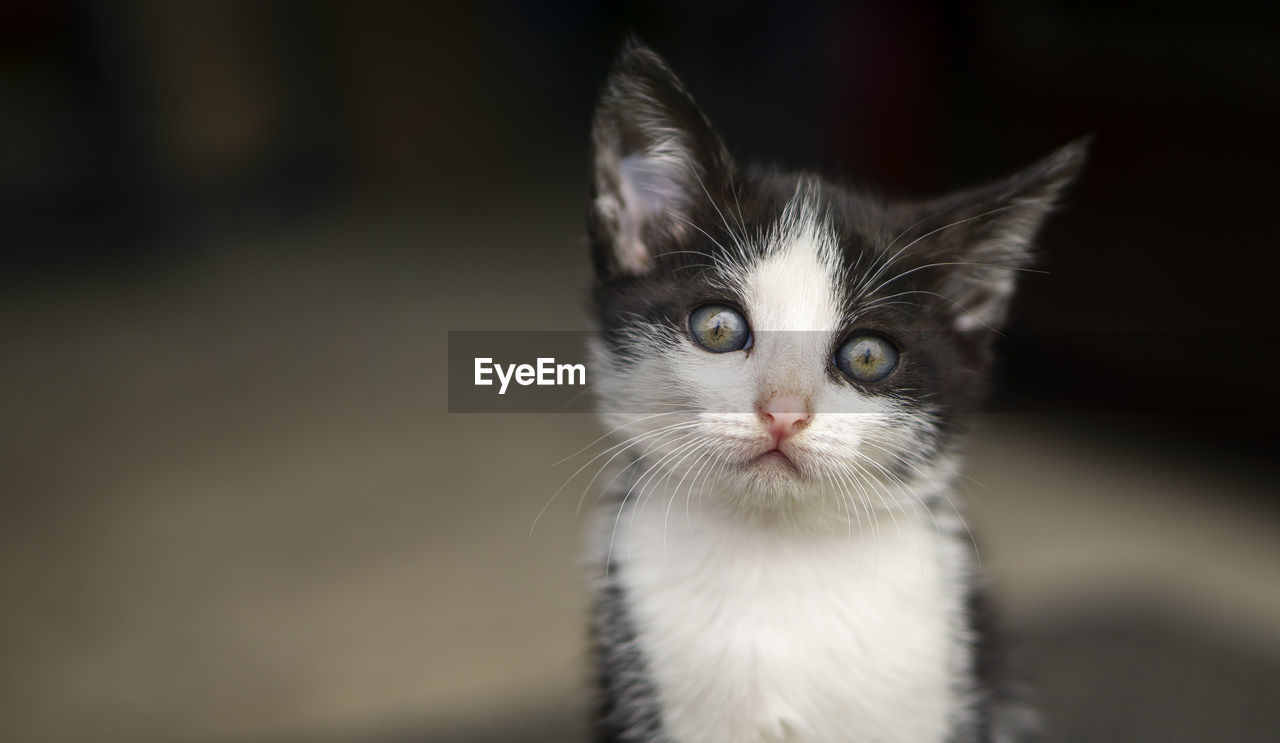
[1,201,1278,743]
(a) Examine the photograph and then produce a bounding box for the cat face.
[587,42,1084,513]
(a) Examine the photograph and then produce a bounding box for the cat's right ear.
[588,40,734,277]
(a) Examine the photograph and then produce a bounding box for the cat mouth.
[753,448,800,473]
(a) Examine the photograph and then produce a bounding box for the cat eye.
[835,334,899,383]
[688,304,752,353]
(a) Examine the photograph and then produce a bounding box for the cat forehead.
[730,190,848,332]
[723,180,891,276]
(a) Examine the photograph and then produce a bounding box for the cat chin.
[720,457,823,502]
[702,449,907,515]
[704,474,870,526]
[742,456,803,485]
[754,450,799,471]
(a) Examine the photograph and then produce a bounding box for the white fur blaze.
[743,189,844,334]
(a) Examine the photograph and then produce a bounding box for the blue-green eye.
[835,334,899,383]
[688,304,752,353]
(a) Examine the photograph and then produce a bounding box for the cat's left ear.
[907,138,1089,331]
[588,40,735,277]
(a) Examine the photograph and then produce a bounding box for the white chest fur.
[604,500,971,743]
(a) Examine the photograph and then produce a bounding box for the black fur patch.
[591,576,670,743]
[954,585,1042,743]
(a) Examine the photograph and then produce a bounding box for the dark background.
[6,1,1278,443]
[2,2,1278,742]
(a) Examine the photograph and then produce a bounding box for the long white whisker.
[604,432,707,578]
[555,409,700,466]
[572,421,703,516]
[854,204,1023,300]
[531,418,702,538]
[616,434,709,567]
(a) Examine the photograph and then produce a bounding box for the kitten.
[584,40,1083,743]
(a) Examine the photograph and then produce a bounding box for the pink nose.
[759,394,811,444]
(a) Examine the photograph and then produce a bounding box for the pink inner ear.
[620,153,689,215]
[610,152,692,273]
[604,187,650,274]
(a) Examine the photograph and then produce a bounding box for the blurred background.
[2,2,1278,742]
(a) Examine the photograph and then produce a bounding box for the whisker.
[854,204,1024,300]
[555,410,700,466]
[612,434,709,570]
[572,422,703,516]
[531,419,702,538]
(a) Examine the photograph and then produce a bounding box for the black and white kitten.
[584,41,1084,743]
